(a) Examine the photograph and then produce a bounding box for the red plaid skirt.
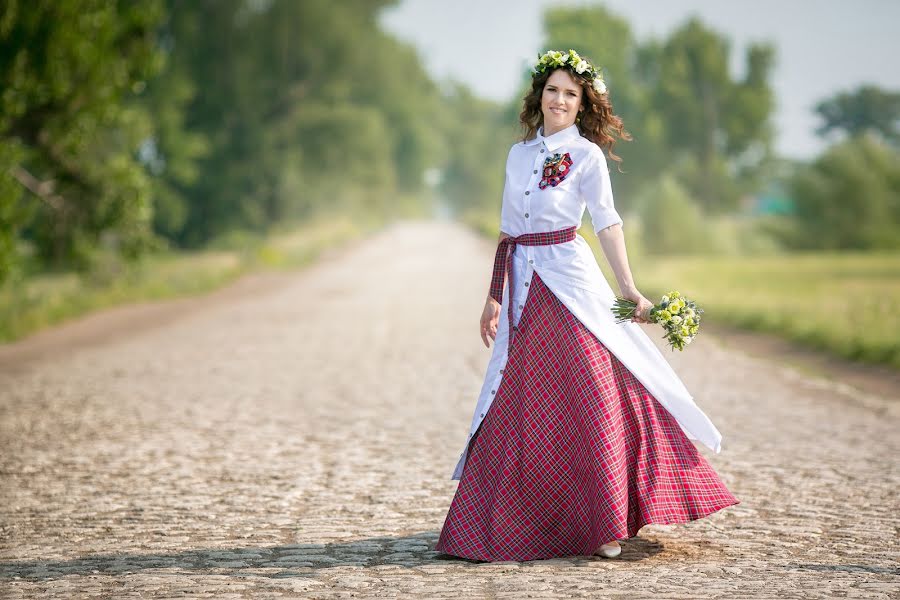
[434,272,740,562]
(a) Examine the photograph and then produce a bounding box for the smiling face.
[540,68,583,135]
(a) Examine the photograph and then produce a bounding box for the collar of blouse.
[524,123,582,151]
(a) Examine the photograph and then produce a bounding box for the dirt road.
[1,220,897,598]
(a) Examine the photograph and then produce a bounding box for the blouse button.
[540,149,545,153]
[533,169,537,174]
[524,282,529,287]
[524,212,529,218]
[528,259,534,264]
[525,191,530,195]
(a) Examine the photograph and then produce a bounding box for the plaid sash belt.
[488,225,578,333]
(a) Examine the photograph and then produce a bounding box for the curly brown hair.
[519,65,632,173]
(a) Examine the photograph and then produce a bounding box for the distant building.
[742,182,795,216]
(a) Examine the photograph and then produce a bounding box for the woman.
[434,50,740,562]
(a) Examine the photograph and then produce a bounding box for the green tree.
[649,17,775,213]
[0,0,167,279]
[152,0,442,246]
[537,8,777,224]
[139,10,210,243]
[788,132,900,250]
[814,84,900,148]
[437,83,510,218]
[636,173,710,255]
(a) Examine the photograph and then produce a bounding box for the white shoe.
[595,540,622,558]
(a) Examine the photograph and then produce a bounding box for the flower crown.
[532,49,607,94]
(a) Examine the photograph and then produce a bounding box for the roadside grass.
[0,215,381,344]
[625,251,900,368]
[462,210,900,370]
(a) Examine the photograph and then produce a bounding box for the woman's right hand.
[480,296,501,348]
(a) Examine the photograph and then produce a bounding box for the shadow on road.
[0,533,691,578]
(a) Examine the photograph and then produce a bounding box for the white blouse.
[500,122,623,240]
[450,123,726,481]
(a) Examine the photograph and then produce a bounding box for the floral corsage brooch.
[539,152,574,189]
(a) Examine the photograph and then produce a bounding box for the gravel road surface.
[1,221,898,598]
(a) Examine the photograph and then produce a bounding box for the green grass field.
[464,210,900,370]
[624,251,900,369]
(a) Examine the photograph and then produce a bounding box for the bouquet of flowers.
[611,291,704,351]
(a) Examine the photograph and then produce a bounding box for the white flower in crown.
[592,77,607,94]
[574,59,590,74]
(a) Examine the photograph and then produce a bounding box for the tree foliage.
[538,9,777,220]
[147,0,444,247]
[2,1,894,286]
[641,17,776,213]
[0,0,167,278]
[814,84,900,148]
[0,0,449,282]
[787,132,900,250]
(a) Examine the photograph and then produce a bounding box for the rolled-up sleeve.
[580,148,623,234]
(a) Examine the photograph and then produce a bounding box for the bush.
[636,174,713,255]
[787,132,900,250]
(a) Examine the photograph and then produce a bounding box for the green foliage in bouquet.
[611,291,704,351]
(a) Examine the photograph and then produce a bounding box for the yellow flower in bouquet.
[610,290,705,351]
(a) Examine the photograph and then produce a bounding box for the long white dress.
[451,123,724,480]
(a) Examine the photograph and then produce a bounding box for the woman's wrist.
[619,284,640,300]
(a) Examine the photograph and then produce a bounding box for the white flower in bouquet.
[610,290,705,351]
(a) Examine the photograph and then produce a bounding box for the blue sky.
[380,0,899,160]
